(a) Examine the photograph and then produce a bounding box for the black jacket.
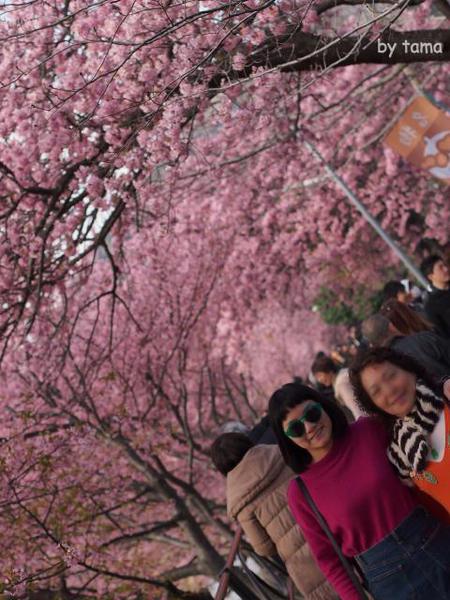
[424,287,450,339]
[391,332,450,380]
[247,415,277,445]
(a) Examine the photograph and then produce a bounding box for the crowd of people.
[211,253,450,599]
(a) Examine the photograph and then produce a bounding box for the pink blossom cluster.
[0,0,447,595]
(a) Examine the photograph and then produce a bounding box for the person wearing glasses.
[268,381,450,600]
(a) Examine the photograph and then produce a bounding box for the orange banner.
[384,95,450,184]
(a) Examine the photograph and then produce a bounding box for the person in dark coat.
[247,414,277,444]
[362,313,450,381]
[421,255,450,338]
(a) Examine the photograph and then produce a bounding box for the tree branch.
[160,558,206,582]
[248,28,450,73]
[316,0,423,14]
[433,0,450,17]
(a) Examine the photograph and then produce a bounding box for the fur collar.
[387,380,444,478]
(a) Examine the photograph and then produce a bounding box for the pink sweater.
[287,417,418,600]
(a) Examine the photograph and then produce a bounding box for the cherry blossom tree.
[0,0,449,596]
[0,0,448,357]
[0,230,264,598]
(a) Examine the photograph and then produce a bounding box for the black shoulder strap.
[296,477,369,599]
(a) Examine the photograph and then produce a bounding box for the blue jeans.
[356,507,450,599]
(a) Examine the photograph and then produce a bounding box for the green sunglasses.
[284,403,323,438]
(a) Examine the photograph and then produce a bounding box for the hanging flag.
[384,95,450,184]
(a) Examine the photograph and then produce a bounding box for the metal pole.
[215,529,239,600]
[304,139,430,290]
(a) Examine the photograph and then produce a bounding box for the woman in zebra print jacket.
[350,346,449,523]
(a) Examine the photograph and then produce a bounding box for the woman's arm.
[287,481,362,600]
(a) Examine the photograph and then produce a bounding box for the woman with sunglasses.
[268,381,450,600]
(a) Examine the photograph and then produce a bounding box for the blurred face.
[314,371,335,387]
[430,259,450,289]
[360,361,416,418]
[348,345,358,357]
[397,290,412,304]
[282,401,333,462]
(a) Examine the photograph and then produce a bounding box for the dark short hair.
[382,280,405,302]
[349,347,437,427]
[210,432,254,476]
[311,355,337,375]
[420,254,442,279]
[361,314,391,346]
[268,382,348,473]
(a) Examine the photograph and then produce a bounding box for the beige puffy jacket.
[227,444,338,600]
